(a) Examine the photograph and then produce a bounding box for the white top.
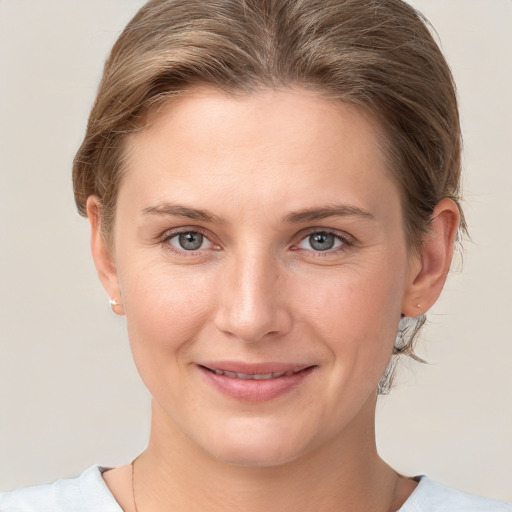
[0,466,510,511]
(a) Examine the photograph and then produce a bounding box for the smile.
[203,367,303,380]
[197,363,316,403]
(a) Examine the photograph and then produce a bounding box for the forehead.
[121,86,398,221]
[130,86,386,163]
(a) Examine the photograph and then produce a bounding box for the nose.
[213,251,293,343]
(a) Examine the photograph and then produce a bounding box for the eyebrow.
[283,205,375,223]
[142,203,374,224]
[142,204,225,223]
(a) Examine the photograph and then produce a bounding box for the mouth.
[197,362,316,402]
[200,365,308,380]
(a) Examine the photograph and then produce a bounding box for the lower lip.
[198,366,315,403]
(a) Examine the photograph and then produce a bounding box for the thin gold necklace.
[131,455,402,512]
[131,457,139,512]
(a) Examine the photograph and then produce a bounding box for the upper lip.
[198,361,314,375]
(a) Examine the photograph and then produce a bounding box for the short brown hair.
[73,0,466,392]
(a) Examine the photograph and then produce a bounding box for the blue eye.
[168,231,212,251]
[178,232,204,250]
[297,231,345,252]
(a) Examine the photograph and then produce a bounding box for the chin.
[211,441,302,468]
[199,416,312,468]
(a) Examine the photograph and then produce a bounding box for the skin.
[89,87,459,511]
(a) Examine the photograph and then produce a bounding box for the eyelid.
[292,228,354,254]
[157,226,354,257]
[160,227,220,254]
[297,227,354,243]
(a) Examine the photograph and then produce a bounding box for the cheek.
[118,260,215,369]
[291,257,405,367]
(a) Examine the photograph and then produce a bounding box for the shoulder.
[399,476,512,512]
[0,466,123,512]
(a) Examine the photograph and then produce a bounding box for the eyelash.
[160,228,218,256]
[159,228,353,257]
[294,230,353,257]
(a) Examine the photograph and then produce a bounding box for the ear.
[86,196,125,316]
[402,198,460,316]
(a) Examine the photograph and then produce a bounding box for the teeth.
[236,373,253,380]
[210,368,302,380]
[252,373,274,380]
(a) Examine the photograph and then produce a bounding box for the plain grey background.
[0,0,511,502]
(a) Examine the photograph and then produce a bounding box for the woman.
[1,0,510,510]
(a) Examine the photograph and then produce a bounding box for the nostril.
[212,267,293,342]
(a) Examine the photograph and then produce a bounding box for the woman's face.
[102,87,420,466]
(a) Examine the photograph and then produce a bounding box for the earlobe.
[402,198,460,317]
[86,196,125,315]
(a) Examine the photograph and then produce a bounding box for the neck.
[133,394,408,512]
